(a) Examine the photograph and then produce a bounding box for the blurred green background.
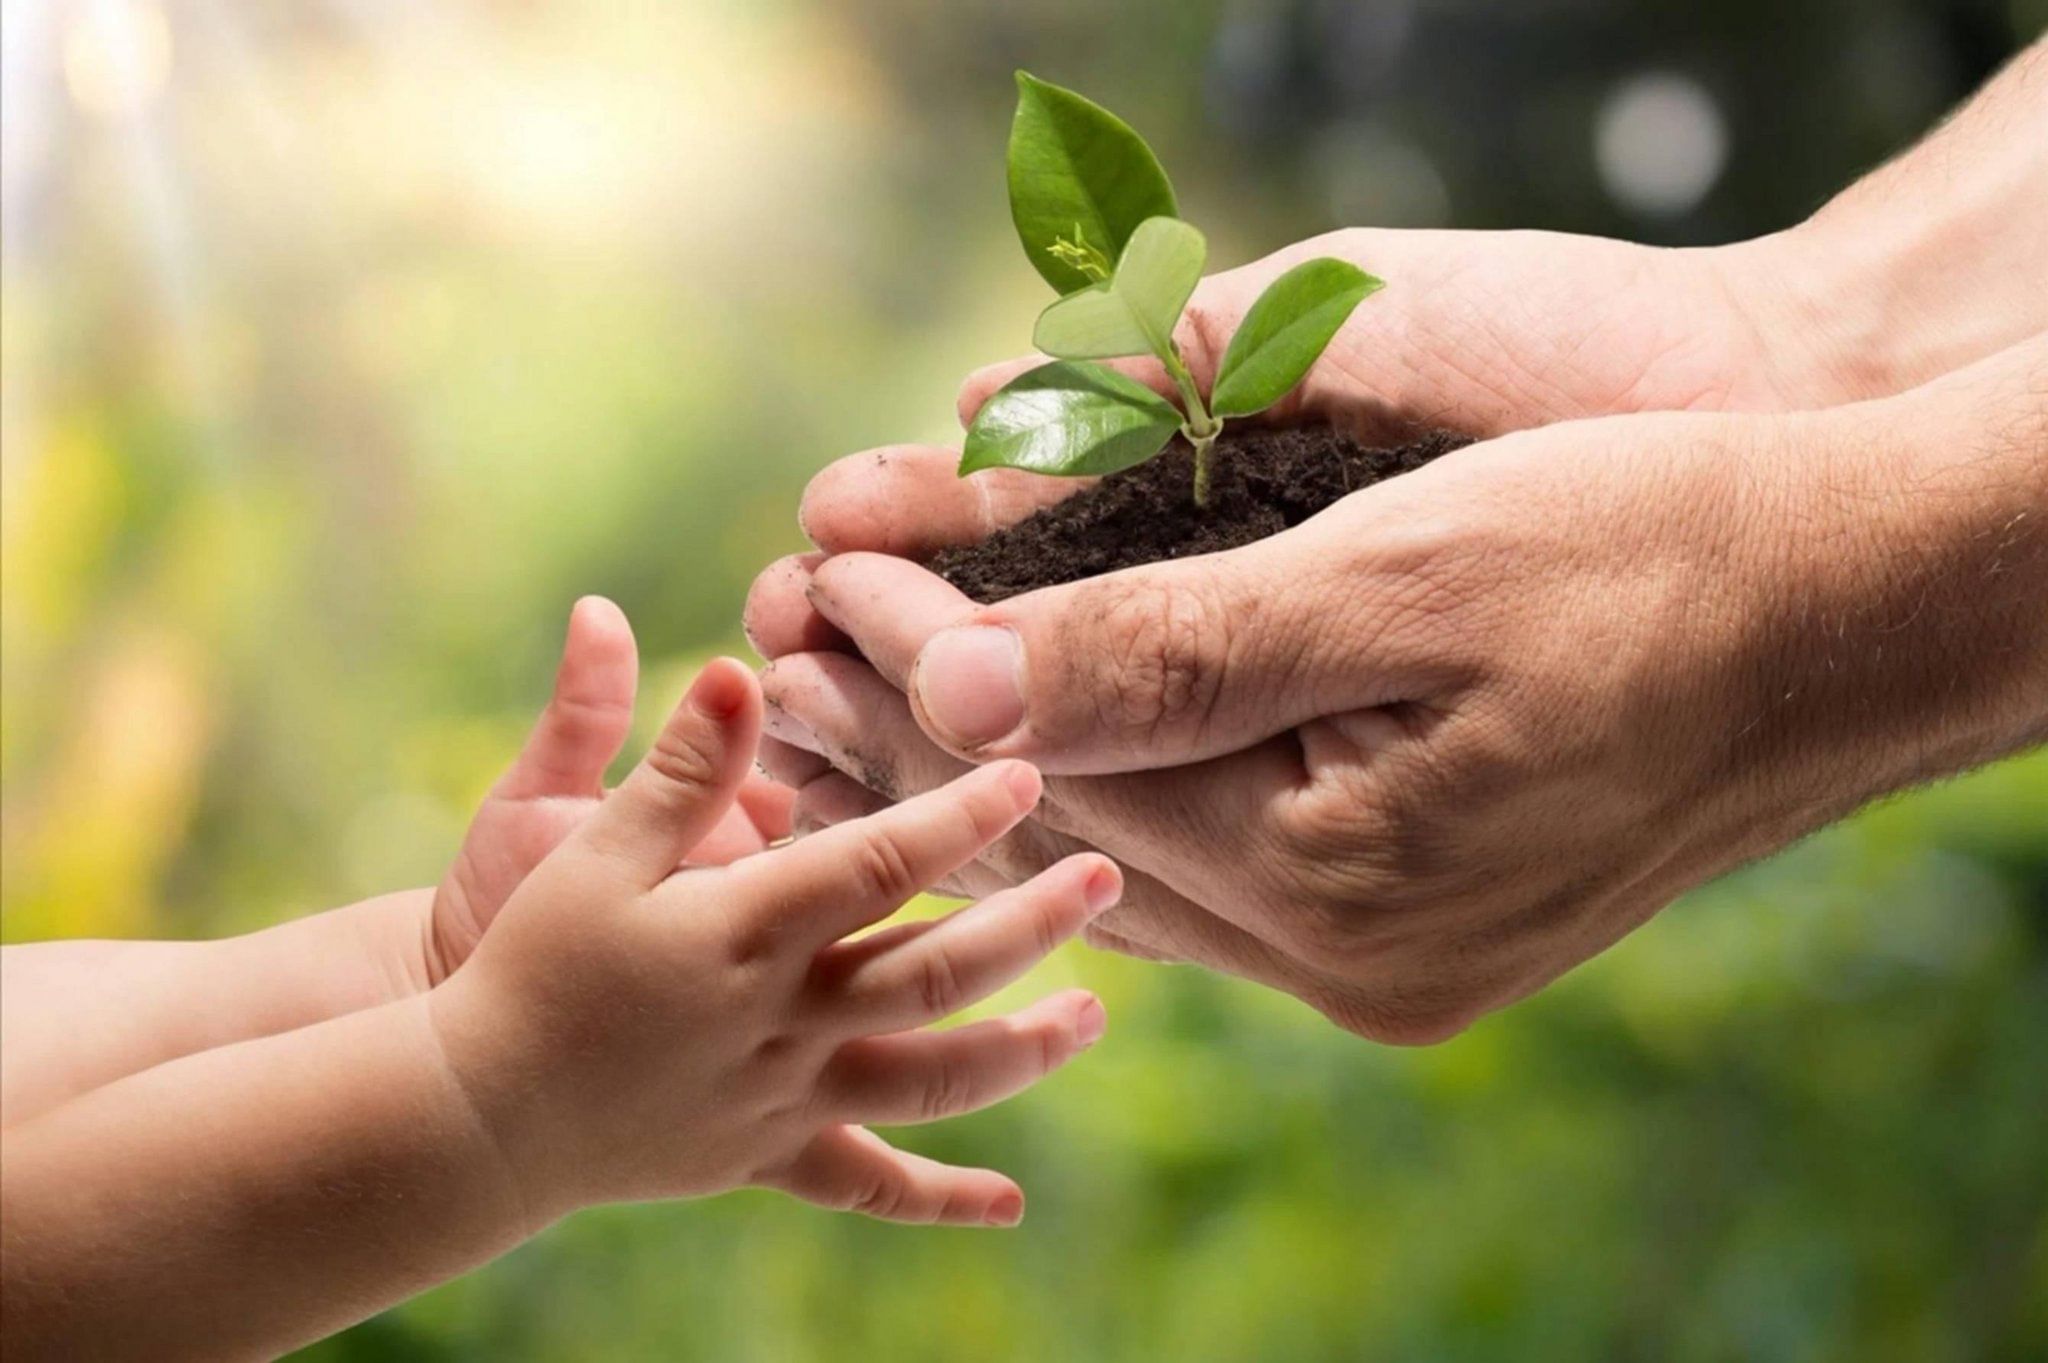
[3,1,2044,1359]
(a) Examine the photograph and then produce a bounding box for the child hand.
[430,658,1118,1227]
[429,597,795,981]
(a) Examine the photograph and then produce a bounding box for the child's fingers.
[789,773,1023,899]
[814,854,1120,1032]
[575,658,762,885]
[723,761,1041,947]
[815,989,1105,1126]
[494,596,639,800]
[767,1124,1026,1227]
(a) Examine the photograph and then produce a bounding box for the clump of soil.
[928,425,1470,602]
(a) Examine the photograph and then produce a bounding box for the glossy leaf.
[960,361,1183,478]
[1033,217,1206,362]
[1209,258,1384,418]
[1008,72,1178,295]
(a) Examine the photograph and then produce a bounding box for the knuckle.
[849,1174,906,1220]
[1081,577,1234,745]
[954,786,1013,850]
[850,830,920,904]
[644,725,722,793]
[543,691,627,746]
[914,945,967,1018]
[920,1055,976,1121]
[1030,902,1066,960]
[1034,1017,1065,1075]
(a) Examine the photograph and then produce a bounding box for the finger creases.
[817,989,1106,1125]
[725,761,1042,946]
[496,595,639,800]
[580,657,763,884]
[813,853,1119,1031]
[769,1125,1024,1227]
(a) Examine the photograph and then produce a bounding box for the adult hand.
[751,41,2048,1039]
[750,339,2047,1040]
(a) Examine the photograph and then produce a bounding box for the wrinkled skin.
[746,226,2048,1042]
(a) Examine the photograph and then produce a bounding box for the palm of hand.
[433,792,597,981]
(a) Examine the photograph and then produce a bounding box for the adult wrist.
[1720,101,2048,410]
[1772,354,2048,790]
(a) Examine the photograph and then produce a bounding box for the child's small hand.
[429,597,794,981]
[431,659,1117,1227]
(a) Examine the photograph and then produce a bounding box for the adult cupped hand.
[747,230,2045,1041]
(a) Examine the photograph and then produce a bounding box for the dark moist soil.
[928,425,1471,603]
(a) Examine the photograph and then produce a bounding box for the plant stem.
[1161,344,1223,509]
[1188,428,1219,507]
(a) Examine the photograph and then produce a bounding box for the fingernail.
[1082,861,1122,914]
[915,626,1025,751]
[994,759,1041,809]
[984,1192,1025,1227]
[688,660,749,719]
[1076,996,1108,1047]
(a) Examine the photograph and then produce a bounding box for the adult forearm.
[1739,39,2048,406]
[0,993,534,1362]
[1725,335,2048,833]
[0,890,435,1127]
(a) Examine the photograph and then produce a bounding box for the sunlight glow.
[63,0,173,119]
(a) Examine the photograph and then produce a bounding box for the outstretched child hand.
[4,654,1116,1362]
[432,655,1117,1225]
[429,596,794,981]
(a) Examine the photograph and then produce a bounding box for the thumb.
[492,595,638,799]
[577,657,763,883]
[904,530,1401,775]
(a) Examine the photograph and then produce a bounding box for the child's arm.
[2,660,1114,1362]
[0,891,435,1128]
[0,599,792,1129]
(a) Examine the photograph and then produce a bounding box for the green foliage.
[1211,259,1384,418]
[1033,217,1207,362]
[1008,72,1179,296]
[15,10,2041,1360]
[973,74,1382,503]
[959,361,1183,477]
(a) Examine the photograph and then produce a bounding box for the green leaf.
[1008,72,1178,295]
[1209,258,1384,418]
[1033,217,1206,363]
[960,361,1183,478]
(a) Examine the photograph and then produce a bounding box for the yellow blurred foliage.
[3,619,212,940]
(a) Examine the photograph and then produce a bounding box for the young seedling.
[962,72,1385,508]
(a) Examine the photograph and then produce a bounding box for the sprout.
[964,73,1384,507]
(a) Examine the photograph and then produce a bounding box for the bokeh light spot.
[62,0,172,120]
[1594,70,1727,218]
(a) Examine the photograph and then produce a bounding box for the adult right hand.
[755,337,2048,1042]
